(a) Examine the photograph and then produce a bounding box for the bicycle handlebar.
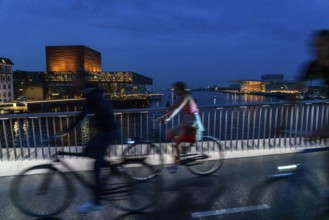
[152,113,168,123]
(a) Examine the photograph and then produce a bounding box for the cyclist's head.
[173,81,187,95]
[310,29,329,61]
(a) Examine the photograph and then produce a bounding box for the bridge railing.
[1,100,329,161]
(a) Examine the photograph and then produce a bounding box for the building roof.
[0,57,14,65]
[228,79,297,83]
[228,79,264,83]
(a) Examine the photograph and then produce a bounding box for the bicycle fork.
[35,165,58,195]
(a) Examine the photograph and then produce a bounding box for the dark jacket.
[300,60,329,96]
[68,84,117,132]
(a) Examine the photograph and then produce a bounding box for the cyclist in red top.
[164,82,204,169]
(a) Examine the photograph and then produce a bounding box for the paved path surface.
[1,151,329,220]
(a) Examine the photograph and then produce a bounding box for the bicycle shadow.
[151,174,227,220]
[35,218,62,220]
[114,211,153,220]
[248,165,326,219]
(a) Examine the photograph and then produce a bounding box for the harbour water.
[150,90,282,108]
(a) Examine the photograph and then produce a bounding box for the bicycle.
[122,116,224,179]
[10,149,158,217]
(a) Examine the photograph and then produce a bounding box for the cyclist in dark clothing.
[58,71,118,213]
[299,30,329,92]
[298,30,329,135]
[297,30,329,201]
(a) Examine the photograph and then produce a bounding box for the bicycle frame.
[50,152,96,190]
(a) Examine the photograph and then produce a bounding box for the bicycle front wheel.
[184,136,224,176]
[10,164,73,217]
[123,141,163,181]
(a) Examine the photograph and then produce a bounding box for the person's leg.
[167,125,182,156]
[81,132,112,207]
[166,128,175,140]
[173,135,185,162]
[174,125,196,161]
[93,132,115,204]
[93,157,107,204]
[165,127,181,173]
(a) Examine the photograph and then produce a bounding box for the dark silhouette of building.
[13,70,45,100]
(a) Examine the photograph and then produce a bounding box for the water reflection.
[241,94,265,103]
[152,91,281,108]
[81,119,89,145]
[13,119,28,146]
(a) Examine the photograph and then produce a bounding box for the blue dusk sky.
[1,0,329,88]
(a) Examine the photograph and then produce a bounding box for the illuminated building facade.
[45,71,152,98]
[12,45,152,100]
[240,81,266,93]
[45,44,153,99]
[230,74,305,94]
[46,45,101,72]
[0,57,14,102]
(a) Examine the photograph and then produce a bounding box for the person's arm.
[67,111,88,132]
[165,95,191,122]
[54,111,88,138]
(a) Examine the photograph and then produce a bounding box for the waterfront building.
[45,45,152,99]
[13,45,153,102]
[230,74,305,95]
[261,74,305,94]
[0,57,14,103]
[240,80,267,93]
[46,45,101,72]
[45,71,152,99]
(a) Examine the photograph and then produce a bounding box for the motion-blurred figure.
[298,30,329,198]
[299,30,329,137]
[57,70,118,213]
[163,81,204,172]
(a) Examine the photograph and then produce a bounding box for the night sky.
[1,0,329,88]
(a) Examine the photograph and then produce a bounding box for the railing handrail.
[1,100,329,162]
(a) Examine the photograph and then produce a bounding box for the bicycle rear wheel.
[183,136,224,176]
[123,141,163,181]
[10,164,73,217]
[102,162,158,211]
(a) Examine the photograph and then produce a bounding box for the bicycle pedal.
[178,158,194,165]
[204,154,211,159]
